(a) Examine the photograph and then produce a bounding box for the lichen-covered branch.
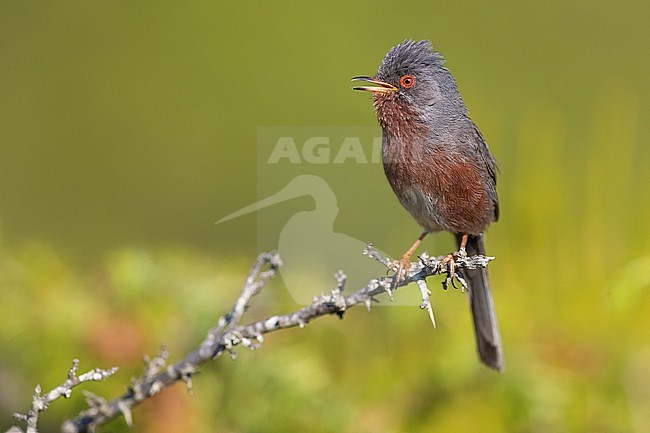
[61,252,284,433]
[59,246,492,433]
[7,360,118,433]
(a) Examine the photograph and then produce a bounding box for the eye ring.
[399,75,415,89]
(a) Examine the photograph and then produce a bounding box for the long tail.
[456,233,505,371]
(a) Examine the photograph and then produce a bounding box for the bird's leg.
[440,233,468,291]
[458,233,468,256]
[390,231,428,286]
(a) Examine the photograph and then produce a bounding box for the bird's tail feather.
[456,233,505,371]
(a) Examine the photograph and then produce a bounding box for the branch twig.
[8,360,117,433]
[59,246,492,432]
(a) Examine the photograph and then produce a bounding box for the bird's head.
[353,40,467,133]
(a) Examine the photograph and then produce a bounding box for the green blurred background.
[2,0,650,432]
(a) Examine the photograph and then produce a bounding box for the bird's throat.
[373,94,427,142]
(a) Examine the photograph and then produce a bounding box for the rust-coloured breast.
[383,141,496,235]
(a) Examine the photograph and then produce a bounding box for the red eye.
[400,75,415,89]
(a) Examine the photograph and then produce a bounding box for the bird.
[352,40,504,371]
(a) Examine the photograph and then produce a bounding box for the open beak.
[351,76,397,93]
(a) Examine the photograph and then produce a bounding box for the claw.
[388,256,411,289]
[387,231,428,290]
[455,273,468,291]
[438,251,467,292]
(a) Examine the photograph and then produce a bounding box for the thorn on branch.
[117,401,133,428]
[83,391,108,410]
[334,270,347,293]
[178,364,197,395]
[142,346,169,381]
[416,278,436,328]
[363,242,392,268]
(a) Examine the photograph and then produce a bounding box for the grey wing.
[470,122,499,221]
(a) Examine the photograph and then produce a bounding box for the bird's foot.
[439,249,468,291]
[388,255,413,289]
